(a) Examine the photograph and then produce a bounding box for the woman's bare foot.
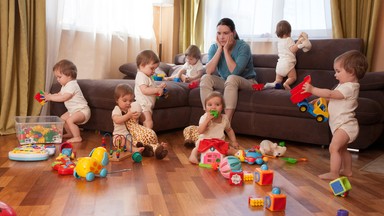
[189,154,199,164]
[318,172,339,180]
[67,137,82,143]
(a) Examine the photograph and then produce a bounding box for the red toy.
[290,75,312,104]
[252,84,265,91]
[229,170,243,186]
[188,81,199,89]
[254,164,274,185]
[0,201,16,216]
[34,90,46,105]
[265,187,286,211]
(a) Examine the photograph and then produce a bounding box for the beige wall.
[371,2,384,72]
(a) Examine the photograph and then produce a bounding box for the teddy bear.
[259,140,287,157]
[297,32,312,52]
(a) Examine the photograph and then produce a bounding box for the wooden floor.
[1,130,384,216]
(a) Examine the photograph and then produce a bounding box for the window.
[62,0,154,38]
[204,0,332,51]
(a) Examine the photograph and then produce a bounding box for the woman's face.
[216,25,233,46]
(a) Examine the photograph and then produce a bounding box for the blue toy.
[244,148,264,165]
[329,177,351,197]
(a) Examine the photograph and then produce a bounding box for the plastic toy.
[252,83,264,91]
[281,157,307,164]
[8,144,50,161]
[198,138,228,167]
[244,148,264,165]
[265,187,286,211]
[234,149,245,162]
[243,171,254,181]
[0,201,17,216]
[73,147,109,181]
[329,177,351,197]
[188,81,199,89]
[153,74,165,81]
[297,97,329,122]
[249,196,264,207]
[229,170,243,186]
[255,164,274,185]
[219,156,242,179]
[209,110,219,118]
[337,209,349,216]
[290,75,312,104]
[34,90,46,105]
[52,143,76,175]
[156,88,169,99]
[173,77,181,82]
[60,142,76,159]
[198,162,219,171]
[17,123,62,144]
[259,140,287,157]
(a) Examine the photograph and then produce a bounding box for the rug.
[360,154,384,174]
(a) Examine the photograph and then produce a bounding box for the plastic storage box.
[15,116,64,144]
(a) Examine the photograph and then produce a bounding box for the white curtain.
[46,0,157,80]
[203,0,332,54]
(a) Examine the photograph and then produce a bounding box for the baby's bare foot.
[283,83,291,90]
[133,147,145,153]
[67,137,82,143]
[189,155,199,164]
[318,172,339,180]
[339,170,352,177]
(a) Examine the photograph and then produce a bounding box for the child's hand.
[302,82,313,93]
[158,82,167,89]
[44,92,51,101]
[156,87,164,96]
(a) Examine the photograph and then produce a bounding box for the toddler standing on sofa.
[303,50,368,180]
[189,91,239,164]
[264,20,311,90]
[112,84,168,159]
[134,50,167,129]
[164,45,204,83]
[45,59,91,143]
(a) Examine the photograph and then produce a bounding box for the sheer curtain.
[203,0,332,53]
[46,0,157,80]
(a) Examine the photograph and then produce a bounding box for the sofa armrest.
[360,71,384,91]
[119,63,137,79]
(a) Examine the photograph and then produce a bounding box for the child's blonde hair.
[334,50,368,80]
[185,45,201,60]
[136,50,160,68]
[275,20,291,38]
[53,59,77,79]
[114,84,133,102]
[205,91,226,109]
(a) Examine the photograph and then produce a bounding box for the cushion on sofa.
[119,62,175,79]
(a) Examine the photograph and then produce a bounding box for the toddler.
[265,20,312,90]
[112,84,168,159]
[189,91,239,164]
[303,50,368,180]
[45,59,91,143]
[135,50,166,129]
[165,45,204,83]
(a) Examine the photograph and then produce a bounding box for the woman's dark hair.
[217,18,239,40]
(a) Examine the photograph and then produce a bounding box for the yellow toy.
[73,147,109,181]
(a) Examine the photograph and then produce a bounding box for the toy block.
[243,171,254,181]
[248,196,264,207]
[330,177,351,197]
[265,190,286,211]
[254,167,274,185]
[229,170,243,186]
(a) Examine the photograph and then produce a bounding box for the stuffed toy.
[298,32,312,52]
[259,140,287,157]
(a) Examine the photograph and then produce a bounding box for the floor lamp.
[152,0,174,61]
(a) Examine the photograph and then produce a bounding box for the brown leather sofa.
[50,39,384,150]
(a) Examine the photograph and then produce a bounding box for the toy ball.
[263,156,269,162]
[0,201,17,216]
[132,152,142,163]
[256,158,264,165]
[130,101,142,113]
[219,156,242,179]
[272,187,281,194]
[261,164,268,170]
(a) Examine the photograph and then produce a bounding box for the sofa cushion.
[119,62,174,78]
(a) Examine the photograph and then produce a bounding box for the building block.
[265,187,286,211]
[330,177,351,197]
[254,167,274,185]
[249,196,264,207]
[243,171,254,181]
[229,170,243,186]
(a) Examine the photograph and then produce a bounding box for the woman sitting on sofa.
[200,18,257,122]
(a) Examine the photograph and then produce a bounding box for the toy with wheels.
[73,147,109,181]
[219,156,242,179]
